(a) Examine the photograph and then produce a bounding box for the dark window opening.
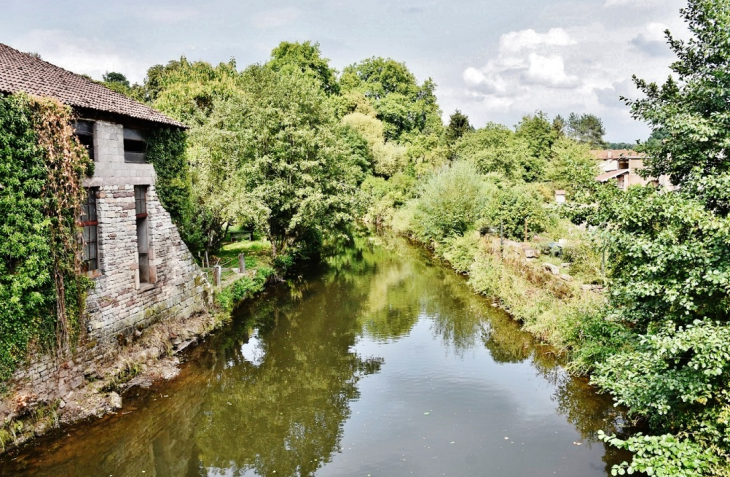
[124,128,147,164]
[135,185,150,283]
[74,120,95,161]
[81,187,99,273]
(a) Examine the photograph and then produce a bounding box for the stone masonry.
[9,120,211,396]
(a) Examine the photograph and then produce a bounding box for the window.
[81,188,99,273]
[124,128,147,164]
[74,120,94,161]
[135,185,150,284]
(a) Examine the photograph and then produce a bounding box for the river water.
[1,236,630,476]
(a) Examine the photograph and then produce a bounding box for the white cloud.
[604,0,666,7]
[252,7,300,29]
[11,29,149,83]
[456,7,687,140]
[523,53,580,88]
[500,28,575,52]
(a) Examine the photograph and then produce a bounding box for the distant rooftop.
[0,43,185,128]
[590,149,644,160]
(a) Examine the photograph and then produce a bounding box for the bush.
[216,267,274,312]
[406,161,493,243]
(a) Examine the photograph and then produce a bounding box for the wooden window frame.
[124,128,147,164]
[74,120,95,161]
[135,185,151,285]
[80,187,99,274]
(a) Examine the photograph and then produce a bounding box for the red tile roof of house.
[590,149,644,160]
[596,169,630,182]
[0,43,185,128]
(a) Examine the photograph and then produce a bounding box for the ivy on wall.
[146,128,224,256]
[0,94,92,380]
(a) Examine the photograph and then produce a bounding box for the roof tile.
[0,43,185,128]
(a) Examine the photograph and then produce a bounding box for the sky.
[2,0,689,142]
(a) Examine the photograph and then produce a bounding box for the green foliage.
[454,124,546,182]
[481,181,551,240]
[603,187,730,330]
[400,162,492,243]
[267,41,339,95]
[0,94,53,379]
[0,94,91,379]
[149,57,241,126]
[515,111,558,162]
[599,431,718,477]
[216,267,274,312]
[566,113,607,148]
[196,65,368,258]
[546,137,600,197]
[586,3,730,473]
[627,0,730,187]
[445,109,473,146]
[341,57,442,141]
[145,128,190,226]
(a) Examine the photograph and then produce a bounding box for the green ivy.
[0,94,91,380]
[145,127,190,226]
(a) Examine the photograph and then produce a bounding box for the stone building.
[0,44,210,362]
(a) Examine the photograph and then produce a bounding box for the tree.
[588,2,730,474]
[340,57,442,141]
[627,0,730,187]
[566,113,606,148]
[102,71,130,88]
[552,114,567,137]
[453,123,545,182]
[515,111,558,161]
[194,66,369,259]
[267,41,339,95]
[445,109,472,145]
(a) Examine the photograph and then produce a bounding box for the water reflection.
[1,235,630,476]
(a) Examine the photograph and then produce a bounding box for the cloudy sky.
[2,0,688,141]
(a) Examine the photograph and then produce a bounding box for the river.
[1,235,631,476]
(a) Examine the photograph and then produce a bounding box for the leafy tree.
[454,123,545,182]
[515,111,558,161]
[102,71,130,88]
[445,109,473,145]
[546,137,599,196]
[606,142,636,150]
[626,0,730,187]
[342,112,406,176]
[566,113,607,148]
[267,41,339,95]
[194,66,368,259]
[398,161,493,243]
[552,114,567,137]
[341,57,442,141]
[589,2,730,474]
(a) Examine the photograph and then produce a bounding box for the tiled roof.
[590,149,644,160]
[596,169,630,182]
[0,43,185,128]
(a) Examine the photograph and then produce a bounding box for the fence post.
[524,218,528,243]
[213,265,222,287]
[500,220,504,258]
[239,253,246,274]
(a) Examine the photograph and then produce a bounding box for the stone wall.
[5,118,211,403]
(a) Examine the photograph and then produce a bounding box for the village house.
[0,43,210,382]
[591,149,674,191]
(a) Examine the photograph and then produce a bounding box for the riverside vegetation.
[1,0,729,474]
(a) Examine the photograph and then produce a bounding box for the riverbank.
[407,230,606,362]
[0,240,275,453]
